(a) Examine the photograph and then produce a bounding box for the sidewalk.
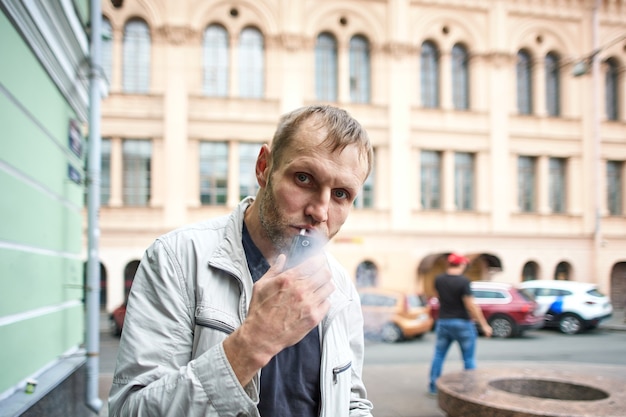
[599,309,626,332]
[365,312,626,417]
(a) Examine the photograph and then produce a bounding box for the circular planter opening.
[489,378,609,401]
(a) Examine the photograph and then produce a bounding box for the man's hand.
[223,253,334,386]
[481,323,493,338]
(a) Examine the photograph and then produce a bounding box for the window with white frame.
[607,160,623,215]
[545,52,561,117]
[203,24,229,97]
[451,43,469,110]
[605,58,620,121]
[455,152,474,210]
[122,20,150,93]
[315,32,338,102]
[349,35,371,104]
[101,17,113,85]
[101,138,111,206]
[354,153,375,209]
[421,150,441,209]
[122,139,151,206]
[420,41,439,108]
[239,27,264,99]
[516,49,533,115]
[239,142,262,200]
[199,142,228,205]
[518,156,536,212]
[549,157,566,213]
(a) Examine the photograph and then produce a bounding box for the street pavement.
[97,310,626,417]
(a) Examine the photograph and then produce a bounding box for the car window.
[587,288,605,297]
[517,288,535,301]
[533,288,572,297]
[472,289,506,299]
[535,288,555,296]
[523,287,538,296]
[360,293,397,307]
[407,294,425,308]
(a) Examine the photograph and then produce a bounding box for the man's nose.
[305,191,330,223]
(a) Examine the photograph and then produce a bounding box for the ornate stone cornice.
[380,41,418,58]
[156,25,196,45]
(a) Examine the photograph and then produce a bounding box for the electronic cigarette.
[285,229,313,268]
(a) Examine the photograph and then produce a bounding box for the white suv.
[519,280,613,335]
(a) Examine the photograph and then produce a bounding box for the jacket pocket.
[196,316,236,334]
[332,361,352,384]
[192,306,239,358]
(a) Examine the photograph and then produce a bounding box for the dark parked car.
[429,281,544,338]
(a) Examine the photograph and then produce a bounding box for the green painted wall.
[0,6,86,395]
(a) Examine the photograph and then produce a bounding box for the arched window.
[516,49,533,115]
[315,32,338,101]
[349,35,371,103]
[522,261,539,281]
[605,58,620,121]
[420,40,439,108]
[203,24,228,97]
[451,43,469,110]
[122,19,150,93]
[554,261,570,280]
[101,17,113,85]
[124,260,141,300]
[545,52,561,116]
[239,27,264,98]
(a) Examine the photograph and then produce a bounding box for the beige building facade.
[95,0,626,312]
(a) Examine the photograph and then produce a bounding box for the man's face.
[258,124,368,254]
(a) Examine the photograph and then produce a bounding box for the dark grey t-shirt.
[435,273,472,320]
[242,223,321,417]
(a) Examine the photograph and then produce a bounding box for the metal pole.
[86,0,103,413]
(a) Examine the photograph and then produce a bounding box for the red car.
[428,281,544,338]
[109,302,126,337]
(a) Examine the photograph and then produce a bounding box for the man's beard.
[258,177,291,254]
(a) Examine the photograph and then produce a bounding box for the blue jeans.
[428,319,477,393]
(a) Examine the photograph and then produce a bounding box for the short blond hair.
[270,104,373,178]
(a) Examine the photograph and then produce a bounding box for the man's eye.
[296,173,310,184]
[333,189,349,200]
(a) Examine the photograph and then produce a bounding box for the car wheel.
[381,323,403,343]
[488,315,515,338]
[559,313,583,335]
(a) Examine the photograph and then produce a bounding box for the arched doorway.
[610,262,626,310]
[417,253,448,297]
[356,260,378,288]
[466,253,503,281]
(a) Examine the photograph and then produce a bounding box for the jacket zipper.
[332,361,352,384]
[195,317,236,334]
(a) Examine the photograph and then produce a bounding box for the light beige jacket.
[109,198,373,417]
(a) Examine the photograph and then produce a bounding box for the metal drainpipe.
[86,0,103,413]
